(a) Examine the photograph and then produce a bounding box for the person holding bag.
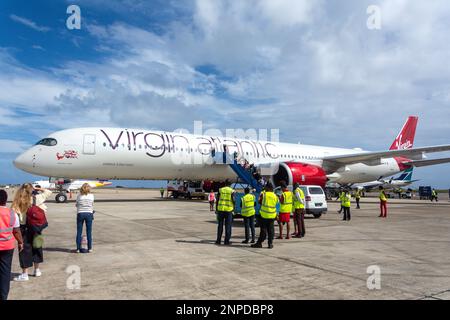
[12,184,51,282]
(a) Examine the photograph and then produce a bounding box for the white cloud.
[9,14,51,32]
[3,0,450,186]
[0,139,29,153]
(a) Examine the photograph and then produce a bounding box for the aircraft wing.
[402,157,450,167]
[322,144,450,172]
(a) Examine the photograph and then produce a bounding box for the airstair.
[213,152,264,193]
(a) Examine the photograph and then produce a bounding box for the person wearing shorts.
[208,191,216,211]
[277,181,293,240]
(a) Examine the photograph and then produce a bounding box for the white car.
[299,185,328,218]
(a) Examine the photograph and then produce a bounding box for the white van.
[299,185,328,218]
[274,185,328,218]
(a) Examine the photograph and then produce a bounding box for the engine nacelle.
[271,162,327,188]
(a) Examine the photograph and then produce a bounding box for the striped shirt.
[76,194,94,213]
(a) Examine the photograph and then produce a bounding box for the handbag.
[32,234,44,249]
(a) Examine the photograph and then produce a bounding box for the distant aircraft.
[32,179,112,192]
[352,167,418,190]
[14,116,450,190]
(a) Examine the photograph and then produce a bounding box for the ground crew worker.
[277,181,293,240]
[252,182,279,249]
[292,183,306,238]
[379,186,388,218]
[159,186,164,198]
[0,190,23,300]
[241,188,256,244]
[342,189,351,221]
[355,188,362,209]
[215,180,235,245]
[431,189,438,202]
[337,188,344,214]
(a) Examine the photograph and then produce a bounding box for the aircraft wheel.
[55,193,67,203]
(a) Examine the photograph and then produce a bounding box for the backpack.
[26,197,48,229]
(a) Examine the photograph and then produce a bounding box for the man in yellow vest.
[293,182,306,238]
[241,187,256,244]
[379,186,388,218]
[431,189,438,202]
[355,188,363,209]
[252,182,279,249]
[342,188,351,221]
[215,180,235,245]
[159,186,165,198]
[0,190,23,300]
[277,180,293,240]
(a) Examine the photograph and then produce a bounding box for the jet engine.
[271,162,327,188]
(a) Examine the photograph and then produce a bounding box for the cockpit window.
[35,138,57,146]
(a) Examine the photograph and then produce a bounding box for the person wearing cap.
[0,189,24,300]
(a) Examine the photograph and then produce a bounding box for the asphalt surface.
[4,188,450,300]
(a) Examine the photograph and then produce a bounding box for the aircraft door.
[83,134,96,155]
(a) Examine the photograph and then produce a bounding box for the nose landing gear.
[55,192,68,203]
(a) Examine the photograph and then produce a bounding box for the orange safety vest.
[0,207,16,251]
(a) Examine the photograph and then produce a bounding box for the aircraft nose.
[13,152,29,170]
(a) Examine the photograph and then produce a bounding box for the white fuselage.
[14,128,403,184]
[352,178,414,190]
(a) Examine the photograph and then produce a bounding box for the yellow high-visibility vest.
[217,186,234,212]
[341,193,351,208]
[293,187,305,209]
[0,207,16,251]
[355,189,362,199]
[241,194,256,217]
[379,191,387,202]
[279,190,293,213]
[260,191,279,219]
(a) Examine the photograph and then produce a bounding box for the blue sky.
[1,0,450,188]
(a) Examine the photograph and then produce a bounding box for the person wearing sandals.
[76,183,95,253]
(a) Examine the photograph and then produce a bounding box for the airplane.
[351,167,418,191]
[32,179,112,192]
[13,116,450,196]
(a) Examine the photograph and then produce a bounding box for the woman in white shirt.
[76,183,95,253]
[12,183,51,281]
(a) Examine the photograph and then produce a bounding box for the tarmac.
[4,188,450,300]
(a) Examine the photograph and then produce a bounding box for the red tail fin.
[389,116,418,150]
